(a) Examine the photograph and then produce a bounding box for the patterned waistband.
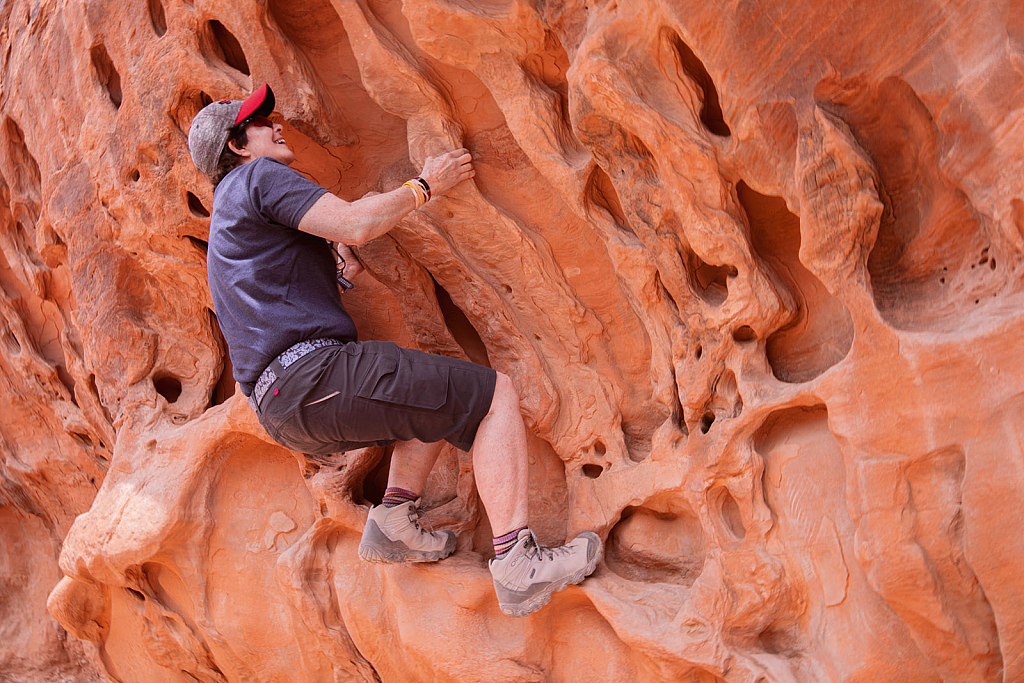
[249,338,345,412]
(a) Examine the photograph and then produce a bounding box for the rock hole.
[585,165,633,234]
[819,75,996,331]
[758,625,800,657]
[593,440,607,456]
[125,587,145,601]
[187,192,210,218]
[712,370,741,421]
[88,374,114,425]
[170,90,215,135]
[153,374,183,403]
[717,489,746,540]
[582,464,603,479]
[205,20,250,75]
[990,259,996,270]
[5,118,41,210]
[209,310,236,407]
[129,169,140,182]
[45,225,64,248]
[70,431,93,447]
[147,0,167,37]
[187,236,209,254]
[362,445,394,505]
[622,423,654,463]
[687,254,734,307]
[90,44,122,109]
[700,411,715,434]
[666,31,731,137]
[732,325,756,343]
[15,218,31,242]
[433,277,490,368]
[740,181,853,382]
[606,504,706,585]
[2,329,20,354]
[56,364,77,400]
[940,277,946,284]
[502,284,513,294]
[695,345,702,360]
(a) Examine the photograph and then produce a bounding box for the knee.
[492,371,520,407]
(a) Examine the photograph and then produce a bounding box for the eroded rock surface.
[1,1,1023,681]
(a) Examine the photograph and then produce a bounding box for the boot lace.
[524,531,572,562]
[408,503,436,535]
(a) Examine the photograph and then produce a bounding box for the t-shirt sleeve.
[247,158,330,229]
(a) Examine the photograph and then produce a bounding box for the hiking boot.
[488,529,602,617]
[357,499,456,564]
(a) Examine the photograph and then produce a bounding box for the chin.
[273,148,296,165]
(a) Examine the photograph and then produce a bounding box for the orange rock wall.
[1,0,1023,681]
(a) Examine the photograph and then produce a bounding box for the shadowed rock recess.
[1,1,1022,682]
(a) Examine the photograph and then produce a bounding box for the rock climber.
[187,84,601,617]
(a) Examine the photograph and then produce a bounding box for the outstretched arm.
[297,148,474,244]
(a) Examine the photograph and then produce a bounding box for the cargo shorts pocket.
[355,350,450,411]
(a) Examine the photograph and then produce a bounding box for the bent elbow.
[346,224,373,245]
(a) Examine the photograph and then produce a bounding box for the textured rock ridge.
[1,0,1022,681]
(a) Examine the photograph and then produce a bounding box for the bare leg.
[386,438,445,496]
[471,372,529,535]
[360,437,456,564]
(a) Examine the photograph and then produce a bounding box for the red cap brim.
[234,83,276,124]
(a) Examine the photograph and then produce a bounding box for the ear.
[227,137,249,157]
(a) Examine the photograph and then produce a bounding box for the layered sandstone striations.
[1,0,1023,681]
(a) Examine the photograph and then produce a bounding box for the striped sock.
[382,487,419,508]
[493,526,529,559]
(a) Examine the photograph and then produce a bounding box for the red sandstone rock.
[0,0,1021,681]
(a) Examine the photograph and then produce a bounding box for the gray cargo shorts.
[255,340,497,455]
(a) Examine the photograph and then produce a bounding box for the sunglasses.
[229,114,275,137]
[241,114,274,129]
[240,114,270,129]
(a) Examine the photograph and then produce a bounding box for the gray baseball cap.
[188,83,275,176]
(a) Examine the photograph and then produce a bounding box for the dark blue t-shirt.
[208,157,357,396]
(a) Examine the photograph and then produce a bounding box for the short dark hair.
[211,125,249,187]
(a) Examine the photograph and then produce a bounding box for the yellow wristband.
[403,180,426,207]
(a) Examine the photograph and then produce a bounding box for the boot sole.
[357,519,456,564]
[494,532,603,617]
